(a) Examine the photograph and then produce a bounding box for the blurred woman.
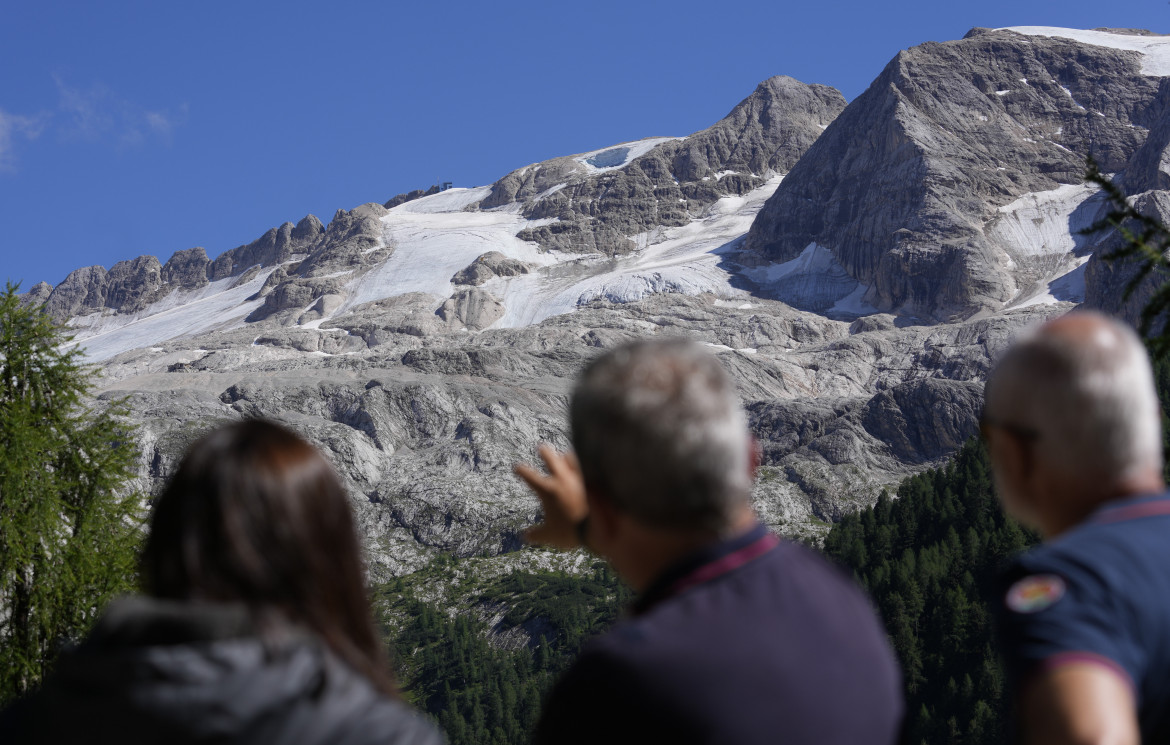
[1,418,441,744]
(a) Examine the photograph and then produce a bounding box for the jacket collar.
[1087,491,1170,526]
[87,596,257,648]
[633,523,778,615]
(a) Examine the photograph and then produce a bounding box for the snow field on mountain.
[69,271,275,361]
[1005,27,1170,77]
[392,185,492,214]
[573,137,683,173]
[64,82,1121,363]
[742,241,875,315]
[339,188,560,314]
[338,176,785,331]
[488,176,783,328]
[990,183,1099,258]
[65,173,851,361]
[989,182,1102,309]
[67,173,1107,362]
[348,171,887,328]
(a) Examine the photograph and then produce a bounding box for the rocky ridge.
[42,215,327,322]
[478,76,846,257]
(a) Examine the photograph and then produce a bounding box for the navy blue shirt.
[533,525,904,745]
[997,493,1170,742]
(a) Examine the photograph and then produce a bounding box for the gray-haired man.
[985,312,1170,744]
[516,337,904,745]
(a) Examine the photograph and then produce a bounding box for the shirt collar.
[1088,491,1170,526]
[633,523,777,615]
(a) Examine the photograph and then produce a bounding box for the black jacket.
[0,597,442,745]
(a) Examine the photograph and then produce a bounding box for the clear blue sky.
[1,1,1166,288]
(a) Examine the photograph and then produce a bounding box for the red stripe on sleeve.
[1038,651,1136,693]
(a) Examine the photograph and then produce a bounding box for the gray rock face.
[47,254,179,319]
[92,290,1059,575]
[45,265,109,320]
[296,203,388,277]
[482,76,846,256]
[1083,190,1170,327]
[293,214,326,243]
[246,275,346,323]
[39,215,326,324]
[438,288,506,330]
[1082,77,1170,328]
[452,252,531,286]
[327,293,454,342]
[208,215,325,281]
[860,379,984,464]
[18,281,52,309]
[105,256,166,313]
[1118,78,1170,194]
[385,185,441,209]
[242,204,392,323]
[744,28,1162,320]
[161,248,211,291]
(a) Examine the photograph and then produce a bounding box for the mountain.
[744,27,1169,321]
[19,27,1169,579]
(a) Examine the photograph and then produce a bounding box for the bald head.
[985,312,1163,522]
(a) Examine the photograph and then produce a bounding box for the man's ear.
[989,427,1031,484]
[989,427,1041,527]
[1007,429,1036,485]
[586,489,621,548]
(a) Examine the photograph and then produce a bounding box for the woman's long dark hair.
[141,418,396,696]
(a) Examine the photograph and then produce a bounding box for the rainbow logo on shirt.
[1005,574,1067,614]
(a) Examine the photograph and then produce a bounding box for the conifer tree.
[0,283,142,702]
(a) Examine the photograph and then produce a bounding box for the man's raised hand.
[514,445,588,550]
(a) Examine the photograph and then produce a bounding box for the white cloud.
[54,76,115,141]
[52,75,187,149]
[0,109,46,172]
[141,103,188,143]
[0,77,186,174]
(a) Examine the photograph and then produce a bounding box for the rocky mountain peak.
[209,215,322,281]
[244,204,390,324]
[44,265,109,320]
[104,255,165,313]
[743,28,1163,320]
[17,281,53,308]
[161,247,210,291]
[293,214,325,242]
[479,76,845,257]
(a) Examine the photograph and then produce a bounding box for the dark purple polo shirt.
[997,492,1170,743]
[533,524,905,744]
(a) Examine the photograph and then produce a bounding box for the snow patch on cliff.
[1004,27,1170,77]
[989,182,1100,258]
[574,137,682,173]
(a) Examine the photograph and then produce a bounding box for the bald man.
[983,312,1168,745]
